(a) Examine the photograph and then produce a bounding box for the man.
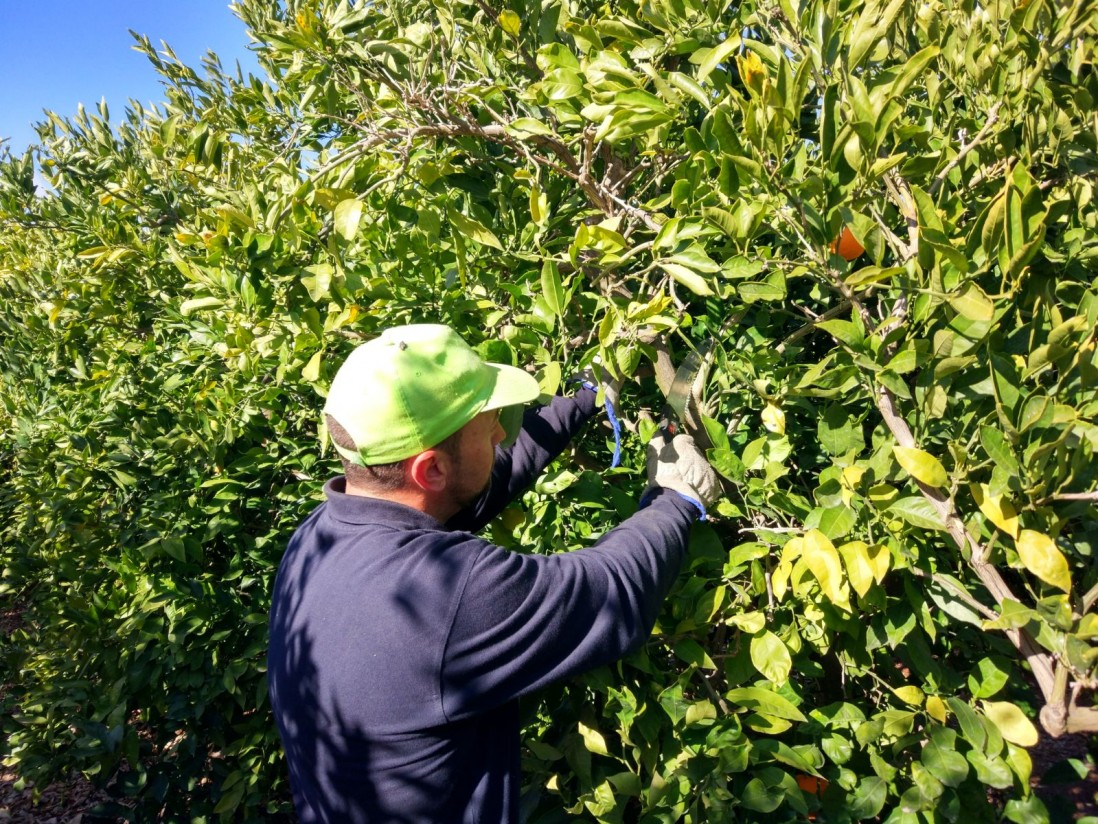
[268,323,720,823]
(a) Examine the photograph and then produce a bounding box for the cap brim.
[481,363,541,412]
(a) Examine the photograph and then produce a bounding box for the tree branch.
[928,103,1003,198]
[875,386,1058,709]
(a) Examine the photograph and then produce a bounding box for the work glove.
[646,431,722,518]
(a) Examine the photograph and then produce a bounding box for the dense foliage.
[2,0,1097,820]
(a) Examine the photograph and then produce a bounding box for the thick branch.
[876,387,1058,704]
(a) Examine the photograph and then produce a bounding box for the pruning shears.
[659,339,713,435]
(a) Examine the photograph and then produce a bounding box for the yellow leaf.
[578,722,609,755]
[1015,530,1071,593]
[893,685,924,707]
[838,541,874,598]
[781,537,803,559]
[772,537,803,602]
[841,465,865,488]
[772,561,792,602]
[738,51,768,95]
[529,185,548,226]
[801,530,850,610]
[866,543,890,584]
[762,402,786,435]
[868,483,898,504]
[302,350,323,382]
[970,483,1020,538]
[837,541,888,597]
[926,695,948,723]
[982,701,1038,746]
[893,445,949,488]
[498,10,522,36]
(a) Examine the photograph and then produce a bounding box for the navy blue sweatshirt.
[268,392,698,823]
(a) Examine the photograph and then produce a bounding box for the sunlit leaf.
[750,631,792,685]
[1015,530,1071,593]
[970,483,1019,538]
[893,445,948,488]
[982,701,1038,747]
[801,529,850,610]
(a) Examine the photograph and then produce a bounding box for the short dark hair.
[326,414,464,491]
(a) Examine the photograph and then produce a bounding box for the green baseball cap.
[324,324,541,466]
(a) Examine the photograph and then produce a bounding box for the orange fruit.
[795,774,829,796]
[831,226,865,261]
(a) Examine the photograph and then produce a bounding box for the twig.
[1038,490,1098,505]
[776,300,853,354]
[928,103,1003,197]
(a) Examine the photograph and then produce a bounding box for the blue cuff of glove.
[573,380,622,469]
[639,487,707,521]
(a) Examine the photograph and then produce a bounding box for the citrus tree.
[2,0,1097,820]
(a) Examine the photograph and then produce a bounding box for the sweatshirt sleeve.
[446,390,598,533]
[439,488,697,720]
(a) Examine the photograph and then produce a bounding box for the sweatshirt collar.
[323,477,446,530]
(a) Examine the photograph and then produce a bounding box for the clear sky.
[0,1,259,154]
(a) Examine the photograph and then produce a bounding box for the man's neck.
[343,480,458,523]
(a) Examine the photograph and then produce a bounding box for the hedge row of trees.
[2,0,1097,820]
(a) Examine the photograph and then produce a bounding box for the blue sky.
[0,1,259,154]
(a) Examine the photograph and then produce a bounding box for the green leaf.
[741,777,783,813]
[848,776,887,819]
[948,282,996,322]
[1015,530,1071,593]
[750,631,792,685]
[979,425,1019,474]
[967,749,1014,789]
[541,261,566,317]
[667,244,720,272]
[685,699,717,725]
[180,296,224,316]
[659,261,714,296]
[967,657,1010,699]
[737,279,786,303]
[922,728,969,787]
[720,256,766,279]
[694,34,742,82]
[709,447,745,481]
[506,117,555,138]
[302,263,334,302]
[673,638,716,669]
[725,687,807,722]
[817,318,864,347]
[448,207,503,250]
[947,697,987,752]
[333,197,363,241]
[819,405,865,455]
[804,504,857,541]
[887,497,947,531]
[925,575,984,626]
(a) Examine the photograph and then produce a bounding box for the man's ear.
[407,449,450,493]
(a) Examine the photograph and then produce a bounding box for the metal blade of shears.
[659,340,712,434]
